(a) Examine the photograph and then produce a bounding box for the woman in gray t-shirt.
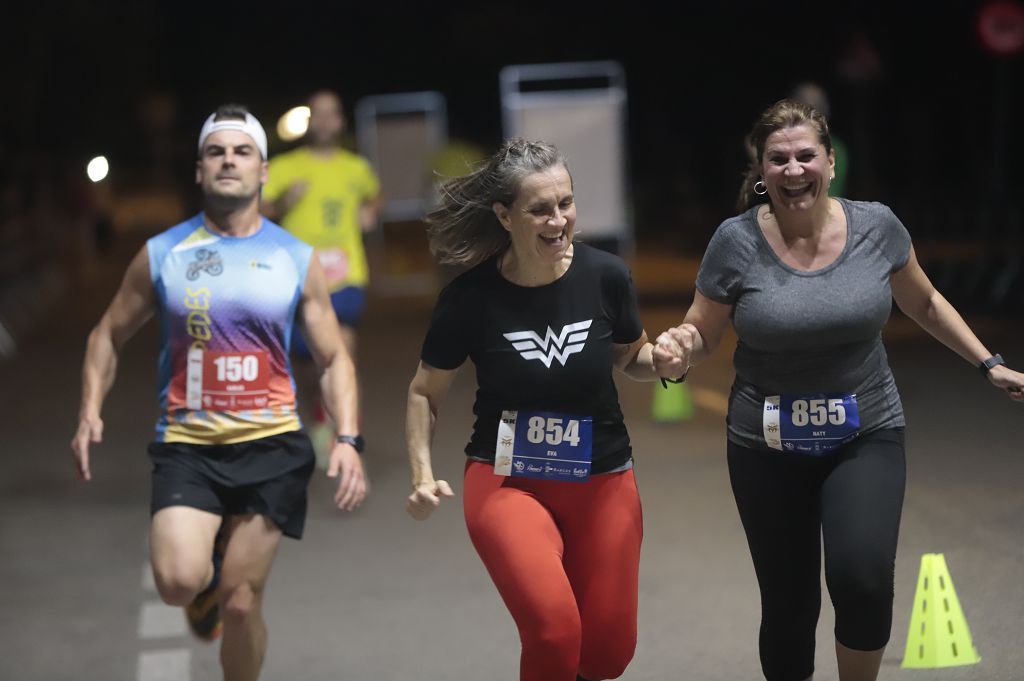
[652,99,1024,681]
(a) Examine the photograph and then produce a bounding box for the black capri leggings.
[727,427,905,681]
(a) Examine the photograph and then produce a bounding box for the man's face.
[307,92,344,146]
[195,129,267,204]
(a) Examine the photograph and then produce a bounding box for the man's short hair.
[213,103,252,122]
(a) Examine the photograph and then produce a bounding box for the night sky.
[4,0,1022,245]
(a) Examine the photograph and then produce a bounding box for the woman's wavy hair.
[425,138,569,267]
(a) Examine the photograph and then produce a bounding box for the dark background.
[2,0,1022,328]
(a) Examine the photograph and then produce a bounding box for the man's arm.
[359,192,383,233]
[261,181,308,223]
[299,256,367,510]
[71,246,156,481]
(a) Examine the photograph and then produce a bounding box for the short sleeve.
[420,280,471,370]
[609,265,644,344]
[695,218,749,304]
[880,205,912,273]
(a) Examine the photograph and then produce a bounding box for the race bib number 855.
[763,393,860,455]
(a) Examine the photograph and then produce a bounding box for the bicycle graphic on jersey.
[186,249,224,280]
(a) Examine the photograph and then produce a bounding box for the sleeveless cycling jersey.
[148,215,313,444]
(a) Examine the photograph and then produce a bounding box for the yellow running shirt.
[264,147,380,291]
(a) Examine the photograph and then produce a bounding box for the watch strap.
[979,354,1005,376]
[335,434,365,453]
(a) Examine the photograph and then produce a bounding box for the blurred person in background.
[791,82,848,198]
[406,138,683,681]
[262,90,382,465]
[654,98,1023,681]
[72,104,367,681]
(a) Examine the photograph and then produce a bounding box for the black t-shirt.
[421,242,644,474]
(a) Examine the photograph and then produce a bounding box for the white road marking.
[138,600,188,639]
[138,533,190,680]
[137,649,191,681]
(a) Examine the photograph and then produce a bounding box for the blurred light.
[87,156,109,183]
[277,106,310,142]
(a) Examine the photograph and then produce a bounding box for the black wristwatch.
[979,354,1005,376]
[659,367,690,389]
[336,434,365,453]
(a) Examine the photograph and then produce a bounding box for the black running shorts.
[148,430,316,539]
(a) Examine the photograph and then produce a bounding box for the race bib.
[494,410,593,482]
[186,348,270,411]
[317,248,349,288]
[763,393,860,455]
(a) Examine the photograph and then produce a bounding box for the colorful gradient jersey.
[148,215,313,444]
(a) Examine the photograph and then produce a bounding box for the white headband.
[197,112,268,159]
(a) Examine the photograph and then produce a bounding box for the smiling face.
[493,164,576,267]
[761,123,835,212]
[196,129,267,204]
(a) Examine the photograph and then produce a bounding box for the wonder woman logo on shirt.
[503,320,593,368]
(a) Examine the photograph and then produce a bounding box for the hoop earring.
[753,180,767,195]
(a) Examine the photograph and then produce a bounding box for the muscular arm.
[299,257,367,508]
[72,246,156,480]
[300,257,358,434]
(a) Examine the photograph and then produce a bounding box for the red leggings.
[463,460,643,681]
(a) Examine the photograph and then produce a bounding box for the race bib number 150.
[186,349,270,411]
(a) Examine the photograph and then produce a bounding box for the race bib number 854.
[495,410,593,482]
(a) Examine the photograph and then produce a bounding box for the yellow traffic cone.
[652,381,694,423]
[308,419,335,472]
[901,553,981,669]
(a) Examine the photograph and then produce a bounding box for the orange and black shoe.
[185,529,225,641]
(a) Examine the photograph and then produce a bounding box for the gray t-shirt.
[696,198,912,450]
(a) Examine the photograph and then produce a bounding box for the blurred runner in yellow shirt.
[264,90,382,458]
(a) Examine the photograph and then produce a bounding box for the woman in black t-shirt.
[405,139,684,681]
